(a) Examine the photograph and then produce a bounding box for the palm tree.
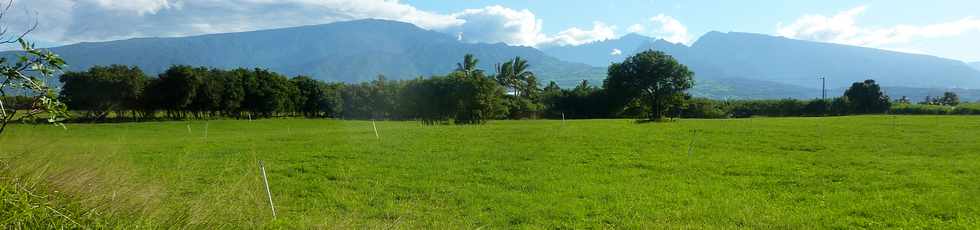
[522,75,541,100]
[507,57,534,97]
[456,54,480,78]
[494,61,515,88]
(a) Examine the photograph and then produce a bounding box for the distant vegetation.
[10,19,979,101]
[4,51,976,126]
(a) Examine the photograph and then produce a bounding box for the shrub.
[680,98,729,119]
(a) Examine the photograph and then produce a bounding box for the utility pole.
[819,77,826,100]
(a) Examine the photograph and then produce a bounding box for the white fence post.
[372,120,380,139]
[687,130,698,157]
[259,160,277,219]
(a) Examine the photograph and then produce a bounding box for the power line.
[819,77,826,100]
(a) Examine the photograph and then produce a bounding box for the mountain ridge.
[684,31,980,89]
[5,19,600,83]
[540,33,656,67]
[546,31,980,89]
[10,19,980,100]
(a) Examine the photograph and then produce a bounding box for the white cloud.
[5,0,468,43]
[537,21,617,47]
[622,14,692,44]
[610,48,622,56]
[90,0,180,15]
[626,24,645,33]
[0,1,626,48]
[440,5,544,46]
[878,47,927,54]
[648,14,692,44]
[778,5,980,47]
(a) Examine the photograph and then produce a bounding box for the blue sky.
[408,0,980,35]
[6,0,980,62]
[406,0,980,61]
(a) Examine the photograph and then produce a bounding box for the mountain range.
[971,62,980,72]
[541,33,654,67]
[544,32,980,90]
[12,19,599,83]
[8,19,980,101]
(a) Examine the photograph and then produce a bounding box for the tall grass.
[0,159,131,228]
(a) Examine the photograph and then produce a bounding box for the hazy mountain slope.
[970,62,980,72]
[687,32,980,88]
[13,20,978,100]
[541,33,655,67]
[877,87,980,103]
[5,19,599,83]
[691,78,819,99]
[550,32,980,90]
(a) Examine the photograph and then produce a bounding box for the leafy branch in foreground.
[0,36,70,134]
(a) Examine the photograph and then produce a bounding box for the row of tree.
[58,55,545,123]
[895,92,961,106]
[56,51,689,123]
[57,51,928,124]
[538,79,899,119]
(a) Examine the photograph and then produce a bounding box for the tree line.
[47,51,976,124]
[56,55,528,123]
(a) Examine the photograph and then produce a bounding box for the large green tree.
[396,54,505,124]
[291,76,343,118]
[398,76,456,124]
[940,92,960,106]
[189,68,227,118]
[59,65,146,120]
[218,69,246,117]
[241,68,292,118]
[495,57,543,119]
[843,79,891,114]
[448,70,505,124]
[604,50,694,120]
[494,57,537,97]
[155,65,202,119]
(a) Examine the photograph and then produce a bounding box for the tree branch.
[0,0,37,45]
[0,107,15,134]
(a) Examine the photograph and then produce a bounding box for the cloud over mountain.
[5,0,604,48]
[1,0,619,49]
[8,0,468,42]
[778,6,980,48]
[438,5,543,46]
[537,22,617,47]
[619,14,692,45]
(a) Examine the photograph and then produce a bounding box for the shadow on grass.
[633,118,679,124]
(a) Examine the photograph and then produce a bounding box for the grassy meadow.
[1,116,979,228]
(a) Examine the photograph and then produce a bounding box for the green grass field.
[1,116,979,228]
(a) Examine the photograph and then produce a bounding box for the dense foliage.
[51,51,968,124]
[58,55,513,124]
[0,39,70,134]
[919,91,961,106]
[59,65,146,120]
[605,50,694,120]
[842,80,892,114]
